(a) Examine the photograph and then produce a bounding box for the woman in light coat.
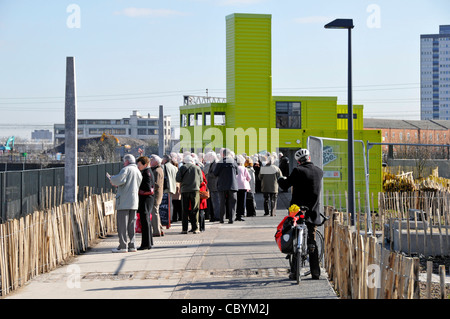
[236,155,251,221]
[245,157,257,217]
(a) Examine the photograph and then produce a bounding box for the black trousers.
[181,191,200,232]
[138,195,154,248]
[263,192,278,215]
[219,190,237,223]
[291,223,320,278]
[171,199,182,222]
[245,192,256,216]
[236,189,247,219]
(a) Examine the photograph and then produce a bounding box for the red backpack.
[274,215,298,253]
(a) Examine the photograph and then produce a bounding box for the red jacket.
[199,170,208,210]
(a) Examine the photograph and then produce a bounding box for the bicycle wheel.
[316,230,324,266]
[296,228,304,284]
[296,248,301,284]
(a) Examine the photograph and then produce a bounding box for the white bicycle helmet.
[294,148,310,163]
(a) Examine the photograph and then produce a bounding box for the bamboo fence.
[379,191,450,256]
[323,207,421,299]
[0,189,116,296]
[324,203,449,299]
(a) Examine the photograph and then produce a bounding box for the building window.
[204,112,211,126]
[89,128,126,135]
[276,102,301,129]
[181,114,187,127]
[137,128,147,135]
[196,113,202,126]
[214,112,226,126]
[189,114,195,127]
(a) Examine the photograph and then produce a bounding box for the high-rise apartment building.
[421,25,450,120]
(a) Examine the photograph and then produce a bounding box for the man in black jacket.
[213,148,239,224]
[278,148,323,280]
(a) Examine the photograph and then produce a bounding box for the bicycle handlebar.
[318,213,330,226]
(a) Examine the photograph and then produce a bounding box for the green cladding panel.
[179,13,384,209]
[226,14,272,130]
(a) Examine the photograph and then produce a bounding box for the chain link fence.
[0,163,121,223]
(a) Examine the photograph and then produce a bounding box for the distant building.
[54,110,171,149]
[364,119,450,158]
[364,119,450,144]
[31,129,52,141]
[421,25,450,120]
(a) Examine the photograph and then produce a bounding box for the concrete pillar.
[159,105,165,156]
[64,57,78,203]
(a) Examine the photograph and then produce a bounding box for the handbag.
[199,189,210,200]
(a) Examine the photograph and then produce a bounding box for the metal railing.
[0,162,121,223]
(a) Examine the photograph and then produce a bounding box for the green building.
[179,13,382,209]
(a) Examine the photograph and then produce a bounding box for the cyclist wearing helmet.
[278,148,323,279]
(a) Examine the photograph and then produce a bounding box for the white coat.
[110,163,142,211]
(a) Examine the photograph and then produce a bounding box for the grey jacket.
[258,164,283,193]
[163,162,178,195]
[110,163,143,211]
[176,163,203,193]
[247,166,256,193]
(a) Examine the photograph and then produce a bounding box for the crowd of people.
[107,148,291,252]
[108,147,324,282]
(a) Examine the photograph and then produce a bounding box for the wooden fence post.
[440,265,447,299]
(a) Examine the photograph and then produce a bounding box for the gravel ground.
[417,255,450,299]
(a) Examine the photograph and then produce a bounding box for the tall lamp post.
[325,19,356,226]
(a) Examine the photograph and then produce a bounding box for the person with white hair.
[204,151,220,222]
[176,154,204,234]
[162,154,178,228]
[108,154,142,253]
[149,154,165,237]
[236,155,251,221]
[213,148,239,223]
[272,152,279,166]
[244,157,257,217]
[258,155,283,216]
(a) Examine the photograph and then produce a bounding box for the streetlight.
[325,18,356,226]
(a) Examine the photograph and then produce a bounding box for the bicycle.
[287,206,328,284]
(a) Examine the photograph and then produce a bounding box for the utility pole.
[159,105,165,156]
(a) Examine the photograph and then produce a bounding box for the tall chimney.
[64,57,78,203]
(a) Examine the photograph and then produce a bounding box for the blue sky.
[0,0,449,139]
